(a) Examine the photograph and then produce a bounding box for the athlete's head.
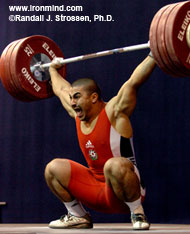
[71,78,102,100]
[69,78,102,121]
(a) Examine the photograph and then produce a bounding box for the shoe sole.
[133,227,150,230]
[133,225,150,230]
[49,223,93,229]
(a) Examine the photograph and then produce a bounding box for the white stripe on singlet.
[110,126,135,161]
[110,126,121,157]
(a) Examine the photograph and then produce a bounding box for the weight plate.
[0,40,18,91]
[0,40,27,101]
[165,1,190,70]
[11,35,66,100]
[5,39,37,101]
[149,4,176,76]
[157,2,190,77]
[5,39,30,101]
[9,38,41,101]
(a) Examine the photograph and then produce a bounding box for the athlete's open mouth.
[74,107,82,117]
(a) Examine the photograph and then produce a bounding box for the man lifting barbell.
[44,54,156,230]
[42,1,190,229]
[0,0,189,230]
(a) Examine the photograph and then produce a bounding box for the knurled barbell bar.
[0,0,190,102]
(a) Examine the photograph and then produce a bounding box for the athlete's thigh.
[68,160,130,213]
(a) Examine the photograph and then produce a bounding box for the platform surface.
[0,223,190,234]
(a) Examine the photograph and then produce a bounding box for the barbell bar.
[0,0,190,102]
[36,43,150,69]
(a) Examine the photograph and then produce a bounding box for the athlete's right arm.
[49,59,76,118]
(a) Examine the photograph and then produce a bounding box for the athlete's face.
[69,85,93,121]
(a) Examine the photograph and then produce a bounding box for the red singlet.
[68,107,144,213]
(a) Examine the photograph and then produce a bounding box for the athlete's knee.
[104,157,134,180]
[44,158,70,180]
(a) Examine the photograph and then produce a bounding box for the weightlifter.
[44,53,156,230]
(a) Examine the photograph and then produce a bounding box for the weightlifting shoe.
[49,212,93,229]
[131,213,150,230]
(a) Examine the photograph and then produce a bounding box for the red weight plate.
[3,39,34,101]
[11,35,66,100]
[6,39,39,102]
[8,38,41,101]
[4,39,29,101]
[0,40,18,90]
[157,2,190,77]
[149,4,176,76]
[0,40,26,100]
[165,1,190,71]
[10,36,51,101]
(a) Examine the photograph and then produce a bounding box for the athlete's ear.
[91,92,98,104]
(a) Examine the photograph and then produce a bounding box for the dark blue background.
[0,0,189,224]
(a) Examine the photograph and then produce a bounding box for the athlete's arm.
[49,58,76,118]
[109,56,156,117]
[106,56,156,137]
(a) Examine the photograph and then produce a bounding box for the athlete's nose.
[70,98,77,107]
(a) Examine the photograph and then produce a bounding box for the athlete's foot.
[131,213,150,230]
[49,212,93,229]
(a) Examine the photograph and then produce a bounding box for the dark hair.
[71,78,102,100]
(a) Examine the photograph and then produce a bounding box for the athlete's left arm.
[106,56,156,137]
[112,55,156,118]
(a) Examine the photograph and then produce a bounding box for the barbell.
[0,1,190,102]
